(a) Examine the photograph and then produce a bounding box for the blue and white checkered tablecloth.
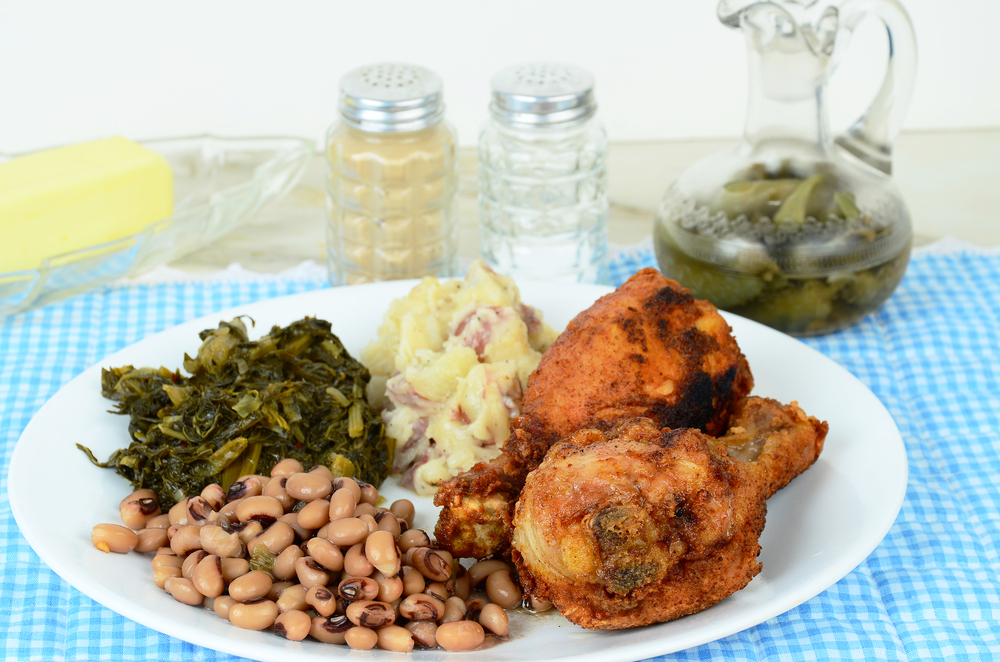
[3,247,1000,661]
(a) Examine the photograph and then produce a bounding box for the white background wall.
[0,0,997,153]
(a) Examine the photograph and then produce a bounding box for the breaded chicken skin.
[434,269,753,559]
[511,398,827,630]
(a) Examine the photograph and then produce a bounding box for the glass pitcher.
[653,0,917,336]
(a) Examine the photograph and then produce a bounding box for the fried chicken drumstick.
[434,269,754,559]
[511,397,828,630]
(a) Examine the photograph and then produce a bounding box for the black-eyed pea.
[235,496,283,524]
[181,550,208,580]
[305,585,338,617]
[218,498,242,521]
[167,498,190,527]
[164,577,203,606]
[249,520,295,555]
[169,525,202,557]
[274,608,311,641]
[328,487,357,521]
[262,476,296,511]
[397,528,430,553]
[134,528,168,553]
[364,530,400,577]
[376,624,414,653]
[436,620,485,652]
[345,626,378,650]
[304,538,343,573]
[91,523,138,554]
[120,488,157,509]
[345,600,395,629]
[464,597,485,623]
[237,521,264,546]
[374,511,401,538]
[296,498,330,530]
[192,554,224,598]
[357,482,378,506]
[388,499,414,527]
[199,483,226,511]
[276,584,308,613]
[310,614,351,644]
[398,593,445,621]
[479,602,509,636]
[145,514,170,530]
[200,525,245,558]
[228,570,273,601]
[270,458,304,479]
[409,547,451,583]
[277,513,311,541]
[436,549,454,571]
[153,565,182,589]
[226,476,263,502]
[294,557,330,589]
[120,497,161,530]
[527,593,553,613]
[353,502,377,518]
[213,595,236,620]
[343,543,374,577]
[220,557,250,583]
[184,496,215,527]
[332,477,362,501]
[272,545,304,581]
[326,517,368,547]
[285,472,332,502]
[485,568,522,609]
[307,464,335,481]
[268,580,295,601]
[151,553,183,571]
[229,598,278,631]
[441,596,467,623]
[316,523,330,539]
[338,576,379,602]
[401,567,425,596]
[405,620,437,649]
[371,570,404,603]
[468,559,510,587]
[424,582,448,602]
[452,564,470,600]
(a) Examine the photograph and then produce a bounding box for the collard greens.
[81,317,392,507]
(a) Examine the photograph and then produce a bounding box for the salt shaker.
[479,63,609,283]
[326,63,458,285]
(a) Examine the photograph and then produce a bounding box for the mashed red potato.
[361,262,557,495]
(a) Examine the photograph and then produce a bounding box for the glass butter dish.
[0,135,313,317]
[654,0,916,336]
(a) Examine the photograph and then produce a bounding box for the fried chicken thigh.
[511,398,828,630]
[434,269,753,559]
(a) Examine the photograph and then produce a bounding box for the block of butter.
[0,136,174,272]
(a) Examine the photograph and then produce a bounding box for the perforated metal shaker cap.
[339,63,445,133]
[490,62,597,127]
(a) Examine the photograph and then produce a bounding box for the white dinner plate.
[8,279,907,662]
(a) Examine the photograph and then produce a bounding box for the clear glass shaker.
[479,63,609,283]
[326,63,458,285]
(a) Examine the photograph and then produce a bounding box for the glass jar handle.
[834,0,917,175]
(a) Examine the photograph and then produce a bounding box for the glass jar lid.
[339,63,445,133]
[489,62,597,128]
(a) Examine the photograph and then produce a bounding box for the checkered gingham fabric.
[2,248,1000,661]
